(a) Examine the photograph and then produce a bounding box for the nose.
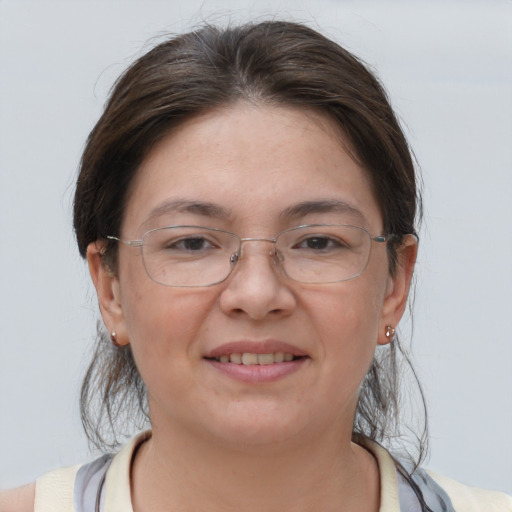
[219,239,296,320]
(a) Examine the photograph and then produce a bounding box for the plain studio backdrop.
[1,0,511,494]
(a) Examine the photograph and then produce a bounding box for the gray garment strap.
[398,466,456,512]
[398,470,424,511]
[74,454,113,512]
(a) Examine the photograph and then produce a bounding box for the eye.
[165,236,216,251]
[294,235,347,251]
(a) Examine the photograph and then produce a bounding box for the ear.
[87,242,130,347]
[377,235,418,345]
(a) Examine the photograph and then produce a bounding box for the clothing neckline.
[102,431,401,512]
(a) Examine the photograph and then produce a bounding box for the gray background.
[1,0,511,494]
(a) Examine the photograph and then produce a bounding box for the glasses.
[107,224,391,287]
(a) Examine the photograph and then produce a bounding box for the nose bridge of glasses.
[230,236,280,265]
[240,236,277,244]
[240,237,278,255]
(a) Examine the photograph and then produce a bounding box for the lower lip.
[206,358,308,383]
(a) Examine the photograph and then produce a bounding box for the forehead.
[122,103,382,235]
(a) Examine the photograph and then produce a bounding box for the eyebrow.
[141,198,367,229]
[142,199,231,229]
[280,199,368,224]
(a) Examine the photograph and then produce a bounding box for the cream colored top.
[34,432,512,512]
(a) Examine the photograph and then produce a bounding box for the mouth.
[207,352,304,365]
[203,341,309,381]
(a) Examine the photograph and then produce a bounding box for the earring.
[110,330,121,347]
[385,325,396,340]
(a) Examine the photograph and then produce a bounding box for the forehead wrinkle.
[280,199,368,226]
[141,199,231,230]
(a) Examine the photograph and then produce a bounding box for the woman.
[2,20,510,512]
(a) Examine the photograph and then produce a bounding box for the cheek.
[311,279,384,337]
[305,279,386,374]
[119,251,209,342]
[124,288,218,416]
[119,264,216,374]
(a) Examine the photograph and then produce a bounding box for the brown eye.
[164,236,216,251]
[294,236,345,251]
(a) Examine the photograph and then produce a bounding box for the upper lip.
[204,340,309,359]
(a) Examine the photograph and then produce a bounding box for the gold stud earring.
[385,325,396,340]
[110,330,121,347]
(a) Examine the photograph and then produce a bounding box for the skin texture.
[87,103,417,512]
[0,484,35,512]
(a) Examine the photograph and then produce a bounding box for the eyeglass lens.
[139,225,373,287]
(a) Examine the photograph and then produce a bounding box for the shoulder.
[34,463,82,511]
[364,440,512,512]
[1,464,81,512]
[427,470,512,512]
[0,483,36,512]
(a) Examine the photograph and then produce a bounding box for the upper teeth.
[216,352,295,365]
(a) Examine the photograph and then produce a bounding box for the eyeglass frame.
[107,223,397,287]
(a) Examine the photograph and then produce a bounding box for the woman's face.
[90,103,415,449]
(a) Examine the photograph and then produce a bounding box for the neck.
[130,422,380,512]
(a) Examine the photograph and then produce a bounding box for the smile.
[204,341,308,381]
[212,352,298,365]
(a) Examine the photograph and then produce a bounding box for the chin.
[198,400,320,449]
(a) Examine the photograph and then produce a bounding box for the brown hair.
[75,19,426,483]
